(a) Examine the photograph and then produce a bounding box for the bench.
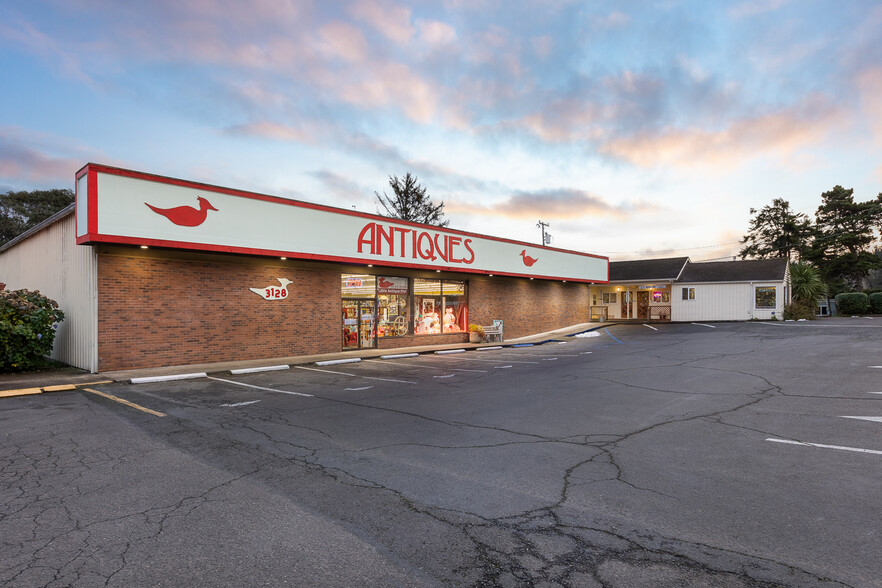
[482,324,503,343]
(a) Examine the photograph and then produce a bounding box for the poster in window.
[421,299,434,315]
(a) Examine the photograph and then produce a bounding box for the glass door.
[342,299,377,349]
[359,300,376,348]
[342,300,359,349]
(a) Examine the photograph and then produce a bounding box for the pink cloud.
[446,189,657,220]
[856,67,882,145]
[225,121,324,144]
[600,95,847,169]
[0,129,87,186]
[417,20,457,46]
[349,0,415,45]
[317,21,369,63]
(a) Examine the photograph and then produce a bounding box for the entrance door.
[620,291,629,319]
[342,299,376,349]
[637,291,649,319]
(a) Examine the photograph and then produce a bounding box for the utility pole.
[537,220,550,245]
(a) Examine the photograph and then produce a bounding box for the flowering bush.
[468,324,484,335]
[0,289,64,371]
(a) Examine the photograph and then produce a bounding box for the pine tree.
[375,173,449,227]
[739,198,813,260]
[1,189,74,245]
[810,186,882,291]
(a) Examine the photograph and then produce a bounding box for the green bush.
[0,289,65,371]
[869,292,882,314]
[782,301,816,320]
[835,292,869,316]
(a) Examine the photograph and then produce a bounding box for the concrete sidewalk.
[0,322,608,397]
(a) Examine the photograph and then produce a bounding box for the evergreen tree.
[0,189,74,245]
[810,185,882,291]
[739,198,813,260]
[375,173,449,227]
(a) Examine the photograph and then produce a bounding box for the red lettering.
[394,227,410,258]
[433,233,448,262]
[462,239,475,264]
[412,230,418,259]
[447,236,462,263]
[357,223,376,255]
[417,232,436,260]
[376,224,394,256]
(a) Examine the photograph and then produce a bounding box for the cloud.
[0,128,89,187]
[417,20,456,46]
[729,0,792,19]
[591,11,630,29]
[349,0,415,45]
[856,67,882,145]
[0,16,92,84]
[531,35,553,59]
[446,188,657,220]
[317,21,369,63]
[224,121,324,144]
[600,95,847,170]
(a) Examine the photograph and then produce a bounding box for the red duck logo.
[378,277,394,289]
[145,196,218,227]
[520,250,538,267]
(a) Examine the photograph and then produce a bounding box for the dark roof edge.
[0,204,75,254]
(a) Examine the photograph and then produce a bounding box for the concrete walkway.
[1,322,608,396]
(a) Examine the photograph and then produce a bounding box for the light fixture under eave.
[368,264,373,267]
[280,257,287,260]
[140,245,148,249]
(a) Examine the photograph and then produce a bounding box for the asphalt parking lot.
[2,320,881,587]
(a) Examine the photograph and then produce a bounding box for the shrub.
[0,289,65,371]
[468,324,484,336]
[869,292,882,314]
[834,292,869,316]
[782,301,816,320]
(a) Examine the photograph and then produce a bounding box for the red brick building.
[0,164,608,372]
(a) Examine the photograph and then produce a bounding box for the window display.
[413,279,467,334]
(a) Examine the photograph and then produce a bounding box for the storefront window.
[414,279,467,334]
[652,291,670,303]
[377,276,409,337]
[341,274,376,298]
[755,286,776,309]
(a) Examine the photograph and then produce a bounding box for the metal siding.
[672,282,786,322]
[0,215,98,371]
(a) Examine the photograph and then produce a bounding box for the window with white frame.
[681,287,695,300]
[755,286,776,309]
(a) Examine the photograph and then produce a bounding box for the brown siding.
[97,252,340,370]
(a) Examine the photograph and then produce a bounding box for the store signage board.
[75,164,608,283]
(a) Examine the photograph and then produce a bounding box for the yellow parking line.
[84,388,166,417]
[42,384,77,392]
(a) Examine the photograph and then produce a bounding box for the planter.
[469,332,483,343]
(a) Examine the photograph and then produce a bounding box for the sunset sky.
[2,0,881,260]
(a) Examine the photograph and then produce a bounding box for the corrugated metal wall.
[0,214,97,372]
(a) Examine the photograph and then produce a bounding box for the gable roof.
[678,258,788,283]
[609,257,689,282]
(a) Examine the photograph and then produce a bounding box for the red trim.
[80,163,608,263]
[76,233,609,284]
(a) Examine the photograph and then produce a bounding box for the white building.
[593,257,790,322]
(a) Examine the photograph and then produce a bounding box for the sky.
[1,0,881,261]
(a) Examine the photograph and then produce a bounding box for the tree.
[375,173,449,227]
[0,189,74,246]
[789,261,827,304]
[810,185,882,291]
[739,198,813,261]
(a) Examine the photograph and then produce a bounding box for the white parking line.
[692,323,716,328]
[433,374,456,378]
[766,438,882,455]
[494,365,513,369]
[294,366,416,384]
[344,386,373,391]
[207,376,314,397]
[643,324,658,331]
[436,356,539,364]
[220,400,262,407]
[363,359,487,373]
[841,416,882,423]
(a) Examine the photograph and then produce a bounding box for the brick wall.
[97,251,593,370]
[97,253,340,370]
[468,277,590,338]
